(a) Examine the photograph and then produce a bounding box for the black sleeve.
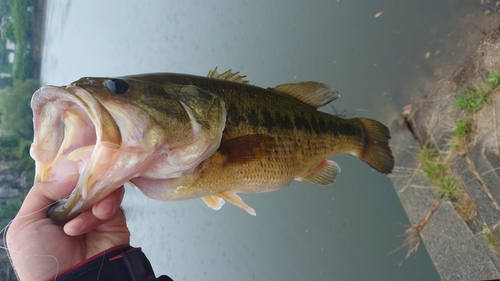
[52,245,173,281]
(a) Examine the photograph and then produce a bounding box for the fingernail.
[65,218,83,234]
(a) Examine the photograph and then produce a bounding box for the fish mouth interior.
[31,86,99,182]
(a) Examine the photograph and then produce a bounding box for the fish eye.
[105,79,129,94]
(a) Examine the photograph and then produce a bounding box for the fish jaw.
[48,142,151,222]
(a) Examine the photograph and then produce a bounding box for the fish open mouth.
[33,86,93,181]
[31,85,123,221]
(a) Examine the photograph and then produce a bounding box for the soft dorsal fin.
[269,81,339,108]
[207,67,250,84]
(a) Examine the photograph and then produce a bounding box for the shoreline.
[388,16,500,280]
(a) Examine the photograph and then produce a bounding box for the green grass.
[483,224,500,253]
[455,88,491,113]
[455,118,471,138]
[454,72,499,113]
[453,117,471,152]
[487,72,500,88]
[417,145,474,220]
[418,145,445,183]
[438,177,460,198]
[417,145,462,199]
[404,71,500,257]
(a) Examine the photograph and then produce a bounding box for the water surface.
[40,1,480,280]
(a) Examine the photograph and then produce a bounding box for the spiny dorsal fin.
[207,67,250,84]
[270,81,339,109]
[295,159,341,185]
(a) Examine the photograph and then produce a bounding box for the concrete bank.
[389,20,500,280]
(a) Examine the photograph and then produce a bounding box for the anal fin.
[217,190,256,216]
[295,159,341,185]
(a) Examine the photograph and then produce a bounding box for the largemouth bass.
[31,68,394,222]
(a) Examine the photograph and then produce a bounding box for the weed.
[401,141,476,261]
[401,71,499,260]
[398,202,440,264]
[487,72,500,88]
[417,144,471,204]
[453,117,471,153]
[455,118,471,138]
[455,88,491,113]
[424,161,446,183]
[437,176,459,199]
[454,197,476,221]
[482,224,500,253]
[417,145,445,185]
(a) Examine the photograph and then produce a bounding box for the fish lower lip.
[46,198,71,224]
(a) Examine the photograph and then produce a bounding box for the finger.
[92,186,125,220]
[16,175,79,218]
[64,204,127,237]
[63,210,98,236]
[63,186,125,236]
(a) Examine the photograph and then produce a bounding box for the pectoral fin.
[219,134,275,164]
[217,190,256,216]
[295,159,341,185]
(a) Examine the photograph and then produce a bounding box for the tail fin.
[356,118,394,174]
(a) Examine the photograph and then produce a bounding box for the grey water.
[39,0,481,280]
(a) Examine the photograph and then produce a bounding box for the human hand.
[6,175,130,281]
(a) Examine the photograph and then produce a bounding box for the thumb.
[16,175,79,219]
